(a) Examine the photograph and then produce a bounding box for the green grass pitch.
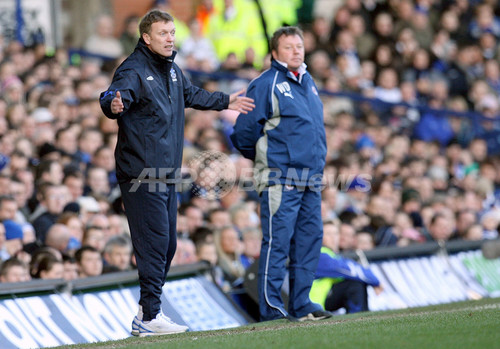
[61,297,500,349]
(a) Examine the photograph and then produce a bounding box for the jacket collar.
[272,59,307,81]
[135,38,177,66]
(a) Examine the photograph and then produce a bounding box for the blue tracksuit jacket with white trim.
[230,59,327,189]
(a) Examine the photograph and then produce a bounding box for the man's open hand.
[228,89,255,114]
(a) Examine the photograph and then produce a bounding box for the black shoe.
[298,310,333,322]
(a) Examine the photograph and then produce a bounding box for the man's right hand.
[111,91,124,114]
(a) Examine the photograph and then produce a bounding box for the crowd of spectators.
[1,0,500,312]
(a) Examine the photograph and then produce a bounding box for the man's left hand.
[228,89,255,114]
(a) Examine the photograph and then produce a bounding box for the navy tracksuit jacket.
[100,39,228,321]
[231,60,327,320]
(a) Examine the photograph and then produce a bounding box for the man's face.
[105,246,131,271]
[1,265,30,283]
[272,34,304,71]
[45,186,68,214]
[79,251,103,277]
[0,199,17,220]
[143,21,175,57]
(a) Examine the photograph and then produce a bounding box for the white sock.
[137,305,143,320]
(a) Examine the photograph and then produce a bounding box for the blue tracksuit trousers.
[258,184,324,320]
[119,182,177,321]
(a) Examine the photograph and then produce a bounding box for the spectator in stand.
[0,195,17,221]
[214,226,245,286]
[119,15,140,56]
[84,14,123,61]
[427,213,455,243]
[179,203,205,238]
[0,221,7,261]
[479,210,500,240]
[32,254,64,279]
[91,145,117,190]
[195,238,229,291]
[62,254,79,281]
[85,166,110,197]
[75,245,103,278]
[240,227,261,269]
[54,126,79,164]
[102,234,133,273]
[35,159,64,185]
[57,212,84,247]
[179,18,219,71]
[76,128,104,166]
[3,219,24,260]
[81,225,106,253]
[0,257,31,283]
[207,208,232,230]
[44,223,76,254]
[171,237,197,266]
[63,170,85,203]
[32,183,69,243]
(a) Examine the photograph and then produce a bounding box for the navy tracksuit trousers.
[119,182,177,321]
[258,184,324,320]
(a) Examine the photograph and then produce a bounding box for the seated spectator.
[0,257,31,283]
[392,211,426,246]
[85,166,111,197]
[0,221,7,260]
[355,231,375,251]
[57,212,84,244]
[29,246,63,278]
[310,221,383,314]
[119,15,140,56]
[32,183,70,243]
[427,213,455,242]
[102,234,133,273]
[195,239,228,291]
[191,226,214,246]
[479,210,500,240]
[32,255,64,279]
[82,225,106,253]
[3,219,24,260]
[207,208,232,230]
[171,237,197,266]
[83,14,123,61]
[86,213,112,242]
[464,224,484,241]
[214,226,245,286]
[0,195,18,222]
[44,223,78,256]
[75,245,103,278]
[62,254,79,281]
[240,227,261,269]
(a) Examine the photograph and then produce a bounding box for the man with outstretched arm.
[100,10,254,336]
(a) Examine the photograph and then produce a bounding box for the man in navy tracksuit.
[231,27,331,321]
[99,10,253,336]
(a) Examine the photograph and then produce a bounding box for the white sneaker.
[138,313,189,337]
[131,316,141,336]
[131,305,143,336]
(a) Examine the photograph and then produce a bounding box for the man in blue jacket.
[231,26,330,321]
[99,10,254,336]
[310,220,383,313]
